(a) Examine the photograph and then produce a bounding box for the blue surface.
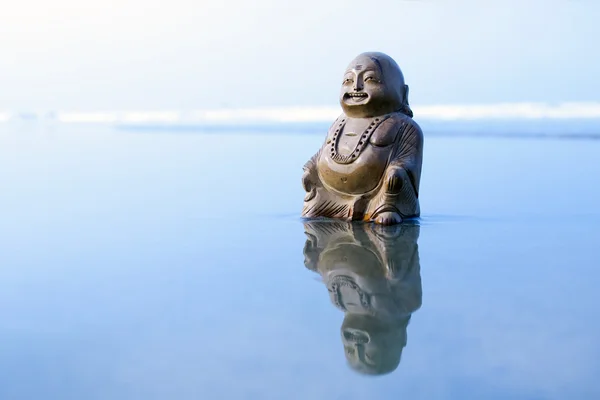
[0,125,599,399]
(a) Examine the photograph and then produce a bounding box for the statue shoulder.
[393,113,424,146]
[370,112,418,146]
[388,113,423,134]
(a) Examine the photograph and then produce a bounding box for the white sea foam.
[415,102,600,120]
[56,112,118,123]
[3,103,600,125]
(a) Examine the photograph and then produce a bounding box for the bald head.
[340,52,412,118]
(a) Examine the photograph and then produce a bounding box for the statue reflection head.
[341,314,407,375]
[303,220,422,376]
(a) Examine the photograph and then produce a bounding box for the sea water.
[0,123,599,399]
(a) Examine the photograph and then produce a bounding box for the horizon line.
[2,102,600,124]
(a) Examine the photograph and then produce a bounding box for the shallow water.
[1,125,599,399]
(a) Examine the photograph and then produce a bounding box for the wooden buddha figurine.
[302,52,423,225]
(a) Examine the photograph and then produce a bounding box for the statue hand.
[302,170,317,201]
[302,170,313,192]
[385,166,406,194]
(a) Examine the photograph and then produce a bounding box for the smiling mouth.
[345,92,368,103]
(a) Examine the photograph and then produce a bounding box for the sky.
[1,0,599,112]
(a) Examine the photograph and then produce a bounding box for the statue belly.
[318,145,390,195]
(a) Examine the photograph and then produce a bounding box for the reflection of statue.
[301,52,424,225]
[304,220,422,376]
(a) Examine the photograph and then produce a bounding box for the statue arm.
[386,121,424,196]
[302,116,343,197]
[302,147,322,195]
[389,121,423,172]
[303,147,322,173]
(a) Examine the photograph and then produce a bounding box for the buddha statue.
[303,220,422,375]
[302,52,423,225]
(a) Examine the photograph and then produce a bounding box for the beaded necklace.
[328,115,389,164]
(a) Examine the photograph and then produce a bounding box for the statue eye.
[364,76,378,82]
[343,78,353,85]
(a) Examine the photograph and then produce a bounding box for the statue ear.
[401,84,414,118]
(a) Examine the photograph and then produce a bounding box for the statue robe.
[302,111,423,221]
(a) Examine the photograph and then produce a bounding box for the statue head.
[339,52,413,119]
[341,313,410,376]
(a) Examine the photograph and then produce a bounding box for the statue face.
[339,53,406,118]
[341,314,407,375]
